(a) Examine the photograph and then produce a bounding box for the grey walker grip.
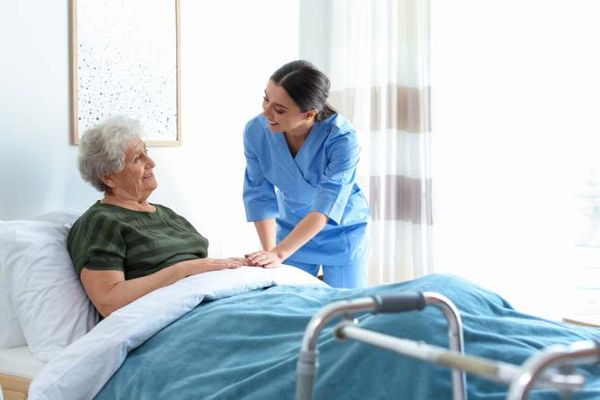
[372,292,426,313]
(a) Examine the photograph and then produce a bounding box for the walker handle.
[372,292,426,313]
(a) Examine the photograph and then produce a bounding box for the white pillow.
[34,208,84,227]
[0,280,26,348]
[0,209,84,350]
[0,219,98,361]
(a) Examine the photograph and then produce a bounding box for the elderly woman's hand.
[223,257,250,267]
[179,257,249,277]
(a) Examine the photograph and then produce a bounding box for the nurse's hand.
[244,250,283,268]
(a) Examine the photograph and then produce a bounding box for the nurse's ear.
[304,109,318,120]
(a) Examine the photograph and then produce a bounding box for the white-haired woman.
[68,116,249,317]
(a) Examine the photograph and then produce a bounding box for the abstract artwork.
[71,0,180,145]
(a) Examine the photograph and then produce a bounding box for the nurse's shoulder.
[322,113,358,148]
[244,114,270,137]
[243,114,272,150]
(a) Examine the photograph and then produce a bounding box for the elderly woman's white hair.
[78,116,143,193]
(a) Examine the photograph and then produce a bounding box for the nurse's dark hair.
[270,60,336,121]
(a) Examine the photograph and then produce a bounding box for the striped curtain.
[326,0,432,284]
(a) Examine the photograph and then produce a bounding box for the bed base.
[0,373,31,400]
[296,292,600,400]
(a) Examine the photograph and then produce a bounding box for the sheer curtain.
[325,0,432,284]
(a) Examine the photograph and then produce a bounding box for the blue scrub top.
[243,113,370,266]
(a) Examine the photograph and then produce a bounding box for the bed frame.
[0,373,31,400]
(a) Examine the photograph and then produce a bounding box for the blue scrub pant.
[285,258,367,288]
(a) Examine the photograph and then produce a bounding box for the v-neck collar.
[276,133,297,163]
[282,122,318,161]
[284,132,303,159]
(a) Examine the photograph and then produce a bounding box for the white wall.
[0,1,86,216]
[299,0,331,72]
[8,0,595,318]
[431,0,600,318]
[0,0,299,257]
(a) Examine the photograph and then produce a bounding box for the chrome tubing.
[335,325,584,393]
[423,292,467,400]
[296,291,465,400]
[296,297,378,400]
[506,340,600,400]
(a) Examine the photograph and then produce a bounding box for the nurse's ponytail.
[270,60,337,121]
[317,103,336,121]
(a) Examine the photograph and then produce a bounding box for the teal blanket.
[95,274,600,399]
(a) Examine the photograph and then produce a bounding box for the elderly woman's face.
[108,138,157,200]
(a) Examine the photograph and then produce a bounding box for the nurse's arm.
[254,218,277,250]
[247,211,328,267]
[275,211,328,259]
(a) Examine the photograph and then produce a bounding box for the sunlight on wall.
[431,0,600,319]
[151,0,300,257]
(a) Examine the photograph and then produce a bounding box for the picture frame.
[70,0,181,146]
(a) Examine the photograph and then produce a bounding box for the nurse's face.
[262,80,313,136]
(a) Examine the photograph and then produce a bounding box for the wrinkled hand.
[185,257,245,275]
[223,257,248,267]
[244,250,283,268]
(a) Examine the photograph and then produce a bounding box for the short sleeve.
[311,127,360,225]
[67,212,126,276]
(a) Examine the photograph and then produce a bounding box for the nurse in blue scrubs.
[243,60,370,288]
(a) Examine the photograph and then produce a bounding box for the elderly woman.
[67,116,249,317]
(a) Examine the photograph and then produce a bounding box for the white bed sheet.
[0,346,45,379]
[29,265,326,400]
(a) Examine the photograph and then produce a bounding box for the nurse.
[243,60,370,288]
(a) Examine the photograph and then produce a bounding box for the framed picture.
[70,0,181,146]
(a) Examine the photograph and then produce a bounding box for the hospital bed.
[2,211,600,399]
[0,347,44,400]
[4,278,598,400]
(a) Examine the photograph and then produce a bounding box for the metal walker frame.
[295,291,600,400]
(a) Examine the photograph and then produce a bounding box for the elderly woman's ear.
[100,175,117,190]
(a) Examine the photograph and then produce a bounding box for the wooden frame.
[70,0,181,146]
[0,373,31,400]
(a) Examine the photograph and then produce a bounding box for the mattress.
[0,347,45,379]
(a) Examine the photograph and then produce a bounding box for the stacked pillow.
[0,209,98,362]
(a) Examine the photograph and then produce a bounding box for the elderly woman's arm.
[80,257,246,317]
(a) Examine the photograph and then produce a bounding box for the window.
[431,1,600,319]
